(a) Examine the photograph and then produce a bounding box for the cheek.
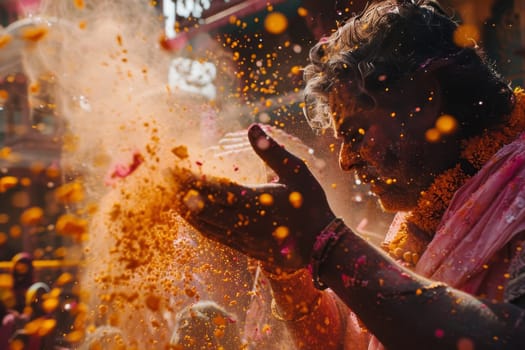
[359,125,393,164]
[398,126,436,165]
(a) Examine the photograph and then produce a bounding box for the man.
[172,0,525,348]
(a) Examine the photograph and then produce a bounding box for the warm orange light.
[425,128,441,143]
[264,12,288,35]
[435,114,458,135]
[453,24,480,48]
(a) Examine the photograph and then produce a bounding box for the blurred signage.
[163,0,247,38]
[168,57,217,100]
[162,0,261,38]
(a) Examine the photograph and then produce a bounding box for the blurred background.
[0,0,523,348]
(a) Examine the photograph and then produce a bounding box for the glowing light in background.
[453,24,480,48]
[435,114,458,135]
[264,11,288,35]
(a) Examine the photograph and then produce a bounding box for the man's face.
[330,74,460,212]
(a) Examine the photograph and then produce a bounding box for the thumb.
[247,124,312,182]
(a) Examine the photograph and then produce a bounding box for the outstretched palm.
[172,124,335,272]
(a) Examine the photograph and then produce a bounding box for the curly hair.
[303,0,513,136]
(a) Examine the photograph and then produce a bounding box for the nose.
[339,141,361,171]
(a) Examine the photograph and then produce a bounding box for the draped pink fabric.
[415,132,525,295]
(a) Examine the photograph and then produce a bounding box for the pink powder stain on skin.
[400,272,412,279]
[341,273,369,288]
[341,273,355,288]
[279,237,296,257]
[355,255,367,266]
[280,246,291,255]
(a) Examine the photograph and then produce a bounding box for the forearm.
[267,269,347,350]
[319,224,525,349]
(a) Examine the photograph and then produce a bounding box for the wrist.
[266,268,321,316]
[309,217,347,290]
[265,267,307,284]
[266,268,314,294]
[271,291,323,322]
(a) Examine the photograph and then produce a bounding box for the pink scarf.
[415,133,525,294]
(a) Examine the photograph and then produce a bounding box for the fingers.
[182,213,242,248]
[178,185,285,233]
[178,195,281,262]
[172,167,279,228]
[186,218,286,268]
[172,166,285,207]
[172,166,240,197]
[247,124,314,183]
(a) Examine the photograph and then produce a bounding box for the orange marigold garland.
[385,88,525,265]
[462,88,525,169]
[409,164,470,234]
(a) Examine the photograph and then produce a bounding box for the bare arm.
[319,223,525,349]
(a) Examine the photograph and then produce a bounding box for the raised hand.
[172,124,335,272]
